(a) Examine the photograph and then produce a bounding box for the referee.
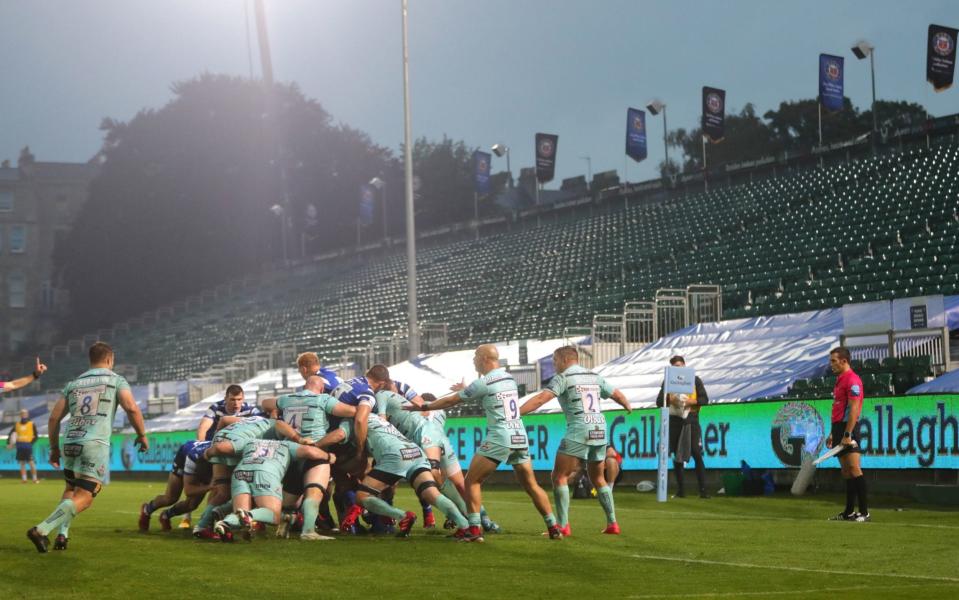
[656,355,710,498]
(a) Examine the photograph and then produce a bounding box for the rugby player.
[337,413,474,540]
[196,384,261,441]
[157,440,213,530]
[27,342,148,553]
[275,376,356,540]
[826,347,870,522]
[296,352,342,393]
[193,414,303,537]
[366,366,438,528]
[418,392,501,533]
[520,345,631,535]
[406,344,561,541]
[214,438,334,542]
[138,439,210,532]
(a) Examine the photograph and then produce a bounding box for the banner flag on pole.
[927,24,958,92]
[626,107,648,163]
[819,53,845,112]
[701,86,726,143]
[359,183,375,226]
[473,150,491,194]
[535,133,559,183]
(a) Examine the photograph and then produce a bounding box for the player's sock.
[144,500,156,515]
[58,520,71,538]
[439,480,468,514]
[301,498,320,534]
[543,512,557,528]
[553,483,570,527]
[433,495,468,529]
[249,508,277,525]
[223,513,241,528]
[854,475,869,515]
[844,478,856,515]
[467,512,482,528]
[165,502,186,518]
[361,497,406,521]
[36,499,76,536]
[596,485,617,525]
[197,503,218,529]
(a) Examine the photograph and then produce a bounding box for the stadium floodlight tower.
[646,100,669,178]
[491,143,512,188]
[851,40,878,140]
[369,177,387,240]
[401,0,419,359]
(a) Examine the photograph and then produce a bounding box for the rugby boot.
[396,511,417,538]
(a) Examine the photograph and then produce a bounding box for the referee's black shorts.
[831,421,862,457]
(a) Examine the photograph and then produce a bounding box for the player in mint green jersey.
[213,438,333,542]
[194,414,302,537]
[275,376,355,540]
[406,344,561,542]
[27,342,148,553]
[337,414,475,540]
[521,345,631,535]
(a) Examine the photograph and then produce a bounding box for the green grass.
[1,478,957,599]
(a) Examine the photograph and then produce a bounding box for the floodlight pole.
[401,0,420,358]
[702,135,708,193]
[662,105,669,176]
[254,0,290,264]
[869,48,877,138]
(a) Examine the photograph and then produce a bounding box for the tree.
[764,97,861,151]
[667,103,777,172]
[408,136,478,229]
[56,74,396,333]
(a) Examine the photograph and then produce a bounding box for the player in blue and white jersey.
[138,439,211,532]
[196,385,261,442]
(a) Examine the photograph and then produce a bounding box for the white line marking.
[492,500,959,530]
[627,582,943,598]
[631,554,959,583]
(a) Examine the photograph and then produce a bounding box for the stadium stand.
[13,141,959,391]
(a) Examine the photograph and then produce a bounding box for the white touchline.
[628,582,936,599]
[631,554,959,583]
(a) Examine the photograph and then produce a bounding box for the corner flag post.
[658,365,696,502]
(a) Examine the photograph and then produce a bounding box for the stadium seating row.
[32,143,959,388]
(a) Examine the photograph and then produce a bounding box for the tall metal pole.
[254,0,289,263]
[401,0,419,358]
[473,191,479,240]
[506,148,512,188]
[662,105,670,177]
[702,135,708,193]
[869,48,878,136]
[818,100,823,147]
[381,183,388,241]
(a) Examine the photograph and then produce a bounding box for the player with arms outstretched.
[27,342,148,553]
[521,345,631,535]
[406,344,561,541]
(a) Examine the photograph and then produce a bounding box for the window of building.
[41,280,54,310]
[0,189,12,211]
[9,328,26,353]
[8,272,26,308]
[9,224,25,253]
